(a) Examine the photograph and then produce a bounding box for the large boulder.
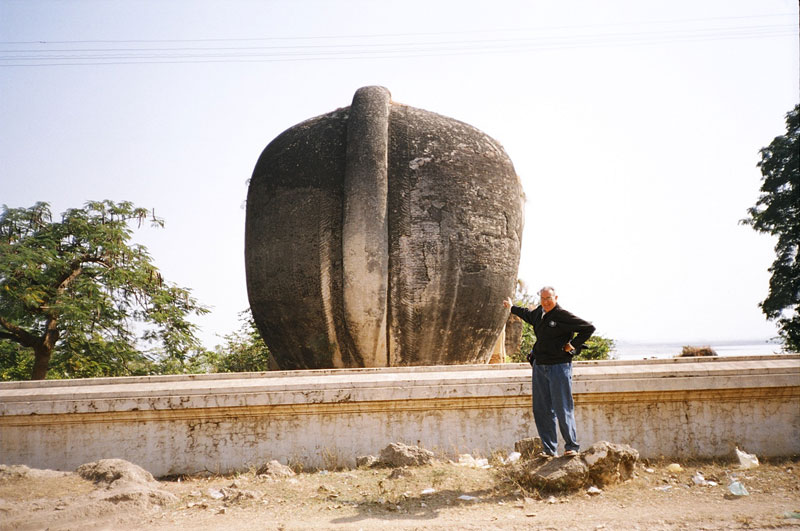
[506,440,640,493]
[245,86,524,369]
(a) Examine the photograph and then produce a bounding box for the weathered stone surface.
[76,459,177,505]
[377,442,434,467]
[256,460,295,478]
[514,437,544,458]
[245,86,524,369]
[77,458,156,486]
[583,441,639,487]
[504,313,524,359]
[5,357,792,475]
[507,441,640,493]
[524,455,590,492]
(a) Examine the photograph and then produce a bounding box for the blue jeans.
[532,361,579,455]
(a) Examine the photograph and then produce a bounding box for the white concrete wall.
[1,355,798,476]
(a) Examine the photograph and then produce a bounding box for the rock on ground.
[0,459,179,531]
[77,458,157,486]
[521,454,590,492]
[378,442,434,467]
[76,459,177,506]
[256,460,295,478]
[356,455,378,468]
[583,441,639,487]
[507,440,640,493]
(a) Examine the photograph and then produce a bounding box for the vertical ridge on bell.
[342,86,391,367]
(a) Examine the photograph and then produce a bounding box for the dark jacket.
[510,304,596,365]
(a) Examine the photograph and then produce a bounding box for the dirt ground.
[1,456,799,530]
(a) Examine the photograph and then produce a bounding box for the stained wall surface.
[1,355,798,476]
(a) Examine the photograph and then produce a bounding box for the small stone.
[388,468,412,479]
[356,455,378,468]
[257,460,295,478]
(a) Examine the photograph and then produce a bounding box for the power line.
[0,12,794,45]
[0,18,795,67]
[1,23,794,54]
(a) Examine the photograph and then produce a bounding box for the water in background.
[611,339,787,360]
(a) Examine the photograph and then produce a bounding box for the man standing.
[503,286,595,457]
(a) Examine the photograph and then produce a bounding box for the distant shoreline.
[611,339,786,360]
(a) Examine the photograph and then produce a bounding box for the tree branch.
[55,261,84,294]
[0,330,19,341]
[0,315,42,349]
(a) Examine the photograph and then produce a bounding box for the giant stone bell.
[245,86,524,369]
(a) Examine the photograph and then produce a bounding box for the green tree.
[576,335,615,361]
[0,340,32,381]
[0,201,208,380]
[195,309,277,373]
[742,104,800,352]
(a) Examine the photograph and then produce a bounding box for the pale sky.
[1,0,798,348]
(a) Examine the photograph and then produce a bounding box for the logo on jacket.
[548,321,556,327]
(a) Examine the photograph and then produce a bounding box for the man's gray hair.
[539,286,556,296]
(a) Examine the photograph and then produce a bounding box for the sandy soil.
[1,457,799,530]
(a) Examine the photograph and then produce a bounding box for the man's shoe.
[537,452,555,459]
[563,450,579,457]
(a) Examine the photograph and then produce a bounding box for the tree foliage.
[507,280,614,362]
[743,104,800,351]
[194,309,276,373]
[0,201,208,380]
